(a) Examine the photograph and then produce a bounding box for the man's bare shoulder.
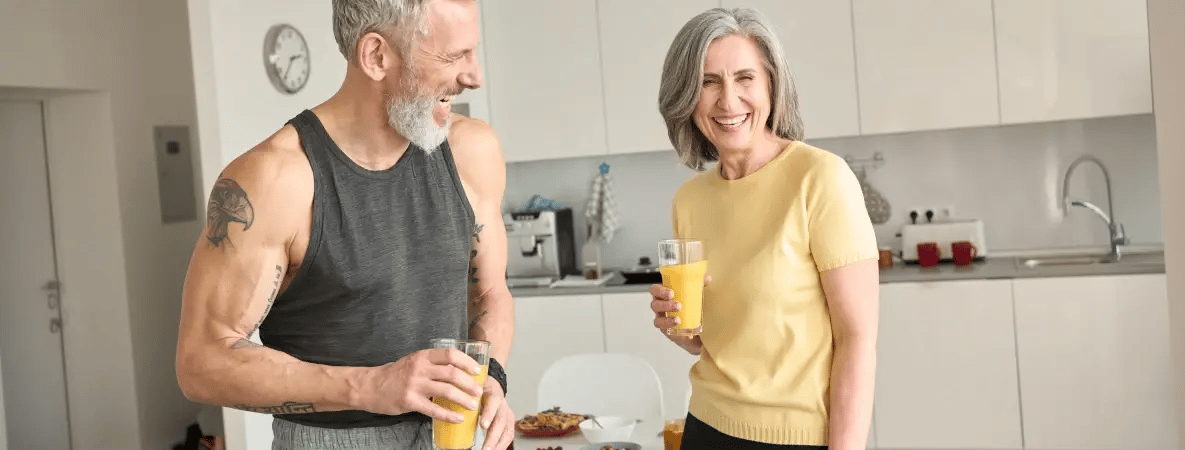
[215,125,313,212]
[220,125,310,183]
[447,115,504,164]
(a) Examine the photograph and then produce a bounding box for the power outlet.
[906,205,956,224]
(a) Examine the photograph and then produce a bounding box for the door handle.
[43,280,60,310]
[49,318,62,334]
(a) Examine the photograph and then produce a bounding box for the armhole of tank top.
[285,113,327,282]
[441,143,477,232]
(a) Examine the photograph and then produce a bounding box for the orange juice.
[660,260,707,335]
[432,365,488,450]
[663,419,685,450]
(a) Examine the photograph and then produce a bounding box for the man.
[175,1,515,449]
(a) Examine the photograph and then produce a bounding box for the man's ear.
[355,31,398,81]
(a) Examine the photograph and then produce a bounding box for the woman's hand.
[648,276,711,355]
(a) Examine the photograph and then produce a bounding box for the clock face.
[264,24,310,94]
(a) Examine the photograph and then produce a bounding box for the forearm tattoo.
[232,402,316,414]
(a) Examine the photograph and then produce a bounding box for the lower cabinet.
[874,280,1024,449]
[1012,274,1178,450]
[505,294,606,417]
[601,293,700,419]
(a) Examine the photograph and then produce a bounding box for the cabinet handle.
[50,318,62,334]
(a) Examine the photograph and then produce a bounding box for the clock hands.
[281,53,304,80]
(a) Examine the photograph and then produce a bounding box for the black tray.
[620,270,662,285]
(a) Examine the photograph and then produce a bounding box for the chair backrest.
[536,353,664,419]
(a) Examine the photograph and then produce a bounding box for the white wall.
[0,0,204,448]
[191,0,345,195]
[1148,0,1185,442]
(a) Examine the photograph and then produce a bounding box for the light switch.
[153,125,198,224]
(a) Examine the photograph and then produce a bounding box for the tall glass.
[430,338,490,450]
[658,239,706,336]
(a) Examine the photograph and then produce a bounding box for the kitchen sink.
[1015,251,1165,269]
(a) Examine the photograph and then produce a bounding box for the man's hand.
[478,376,515,450]
[355,348,484,423]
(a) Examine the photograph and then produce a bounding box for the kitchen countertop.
[510,245,1166,298]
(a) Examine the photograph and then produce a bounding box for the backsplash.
[503,114,1162,270]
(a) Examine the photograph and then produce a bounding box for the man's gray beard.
[386,92,450,153]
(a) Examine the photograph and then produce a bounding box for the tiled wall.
[504,114,1162,270]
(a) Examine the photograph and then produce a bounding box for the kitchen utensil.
[578,416,636,442]
[857,167,891,224]
[952,241,979,266]
[917,242,941,267]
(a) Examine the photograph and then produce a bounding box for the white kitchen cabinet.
[601,292,699,419]
[598,0,718,155]
[480,0,607,162]
[722,0,861,140]
[852,0,1000,135]
[994,0,1151,124]
[874,280,1023,449]
[506,294,606,417]
[1012,274,1177,450]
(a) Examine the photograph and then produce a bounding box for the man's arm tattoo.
[249,265,284,334]
[231,402,316,414]
[206,178,255,248]
[469,310,488,336]
[468,222,484,284]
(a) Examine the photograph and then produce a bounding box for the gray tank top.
[260,109,475,428]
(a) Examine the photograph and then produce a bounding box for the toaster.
[900,219,988,262]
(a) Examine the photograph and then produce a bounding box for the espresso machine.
[504,208,578,287]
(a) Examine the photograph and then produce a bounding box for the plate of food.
[515,407,588,438]
[579,442,641,450]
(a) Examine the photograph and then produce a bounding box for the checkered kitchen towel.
[584,163,619,243]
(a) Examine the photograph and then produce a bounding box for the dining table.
[501,415,668,450]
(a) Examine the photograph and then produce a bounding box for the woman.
[649,7,879,450]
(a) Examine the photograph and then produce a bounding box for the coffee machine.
[504,208,578,286]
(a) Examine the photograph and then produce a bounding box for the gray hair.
[332,0,432,62]
[658,7,805,171]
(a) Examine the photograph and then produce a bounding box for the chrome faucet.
[1061,154,1128,262]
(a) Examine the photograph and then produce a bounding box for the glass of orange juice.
[663,418,686,450]
[658,239,706,336]
[430,338,490,450]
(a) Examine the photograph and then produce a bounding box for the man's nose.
[458,56,483,90]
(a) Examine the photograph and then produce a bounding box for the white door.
[0,101,72,450]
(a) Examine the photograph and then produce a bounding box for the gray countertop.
[510,246,1166,298]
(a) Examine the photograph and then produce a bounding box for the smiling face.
[385,0,483,151]
[691,34,773,155]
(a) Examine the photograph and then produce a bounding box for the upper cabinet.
[852,0,1000,135]
[481,0,607,162]
[994,0,1152,124]
[477,0,1152,163]
[723,0,861,140]
[598,0,718,155]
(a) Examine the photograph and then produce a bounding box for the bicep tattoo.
[206,178,255,248]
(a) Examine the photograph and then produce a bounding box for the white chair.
[536,353,664,419]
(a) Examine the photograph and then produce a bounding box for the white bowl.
[579,416,636,442]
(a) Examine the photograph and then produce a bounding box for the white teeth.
[714,114,748,127]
